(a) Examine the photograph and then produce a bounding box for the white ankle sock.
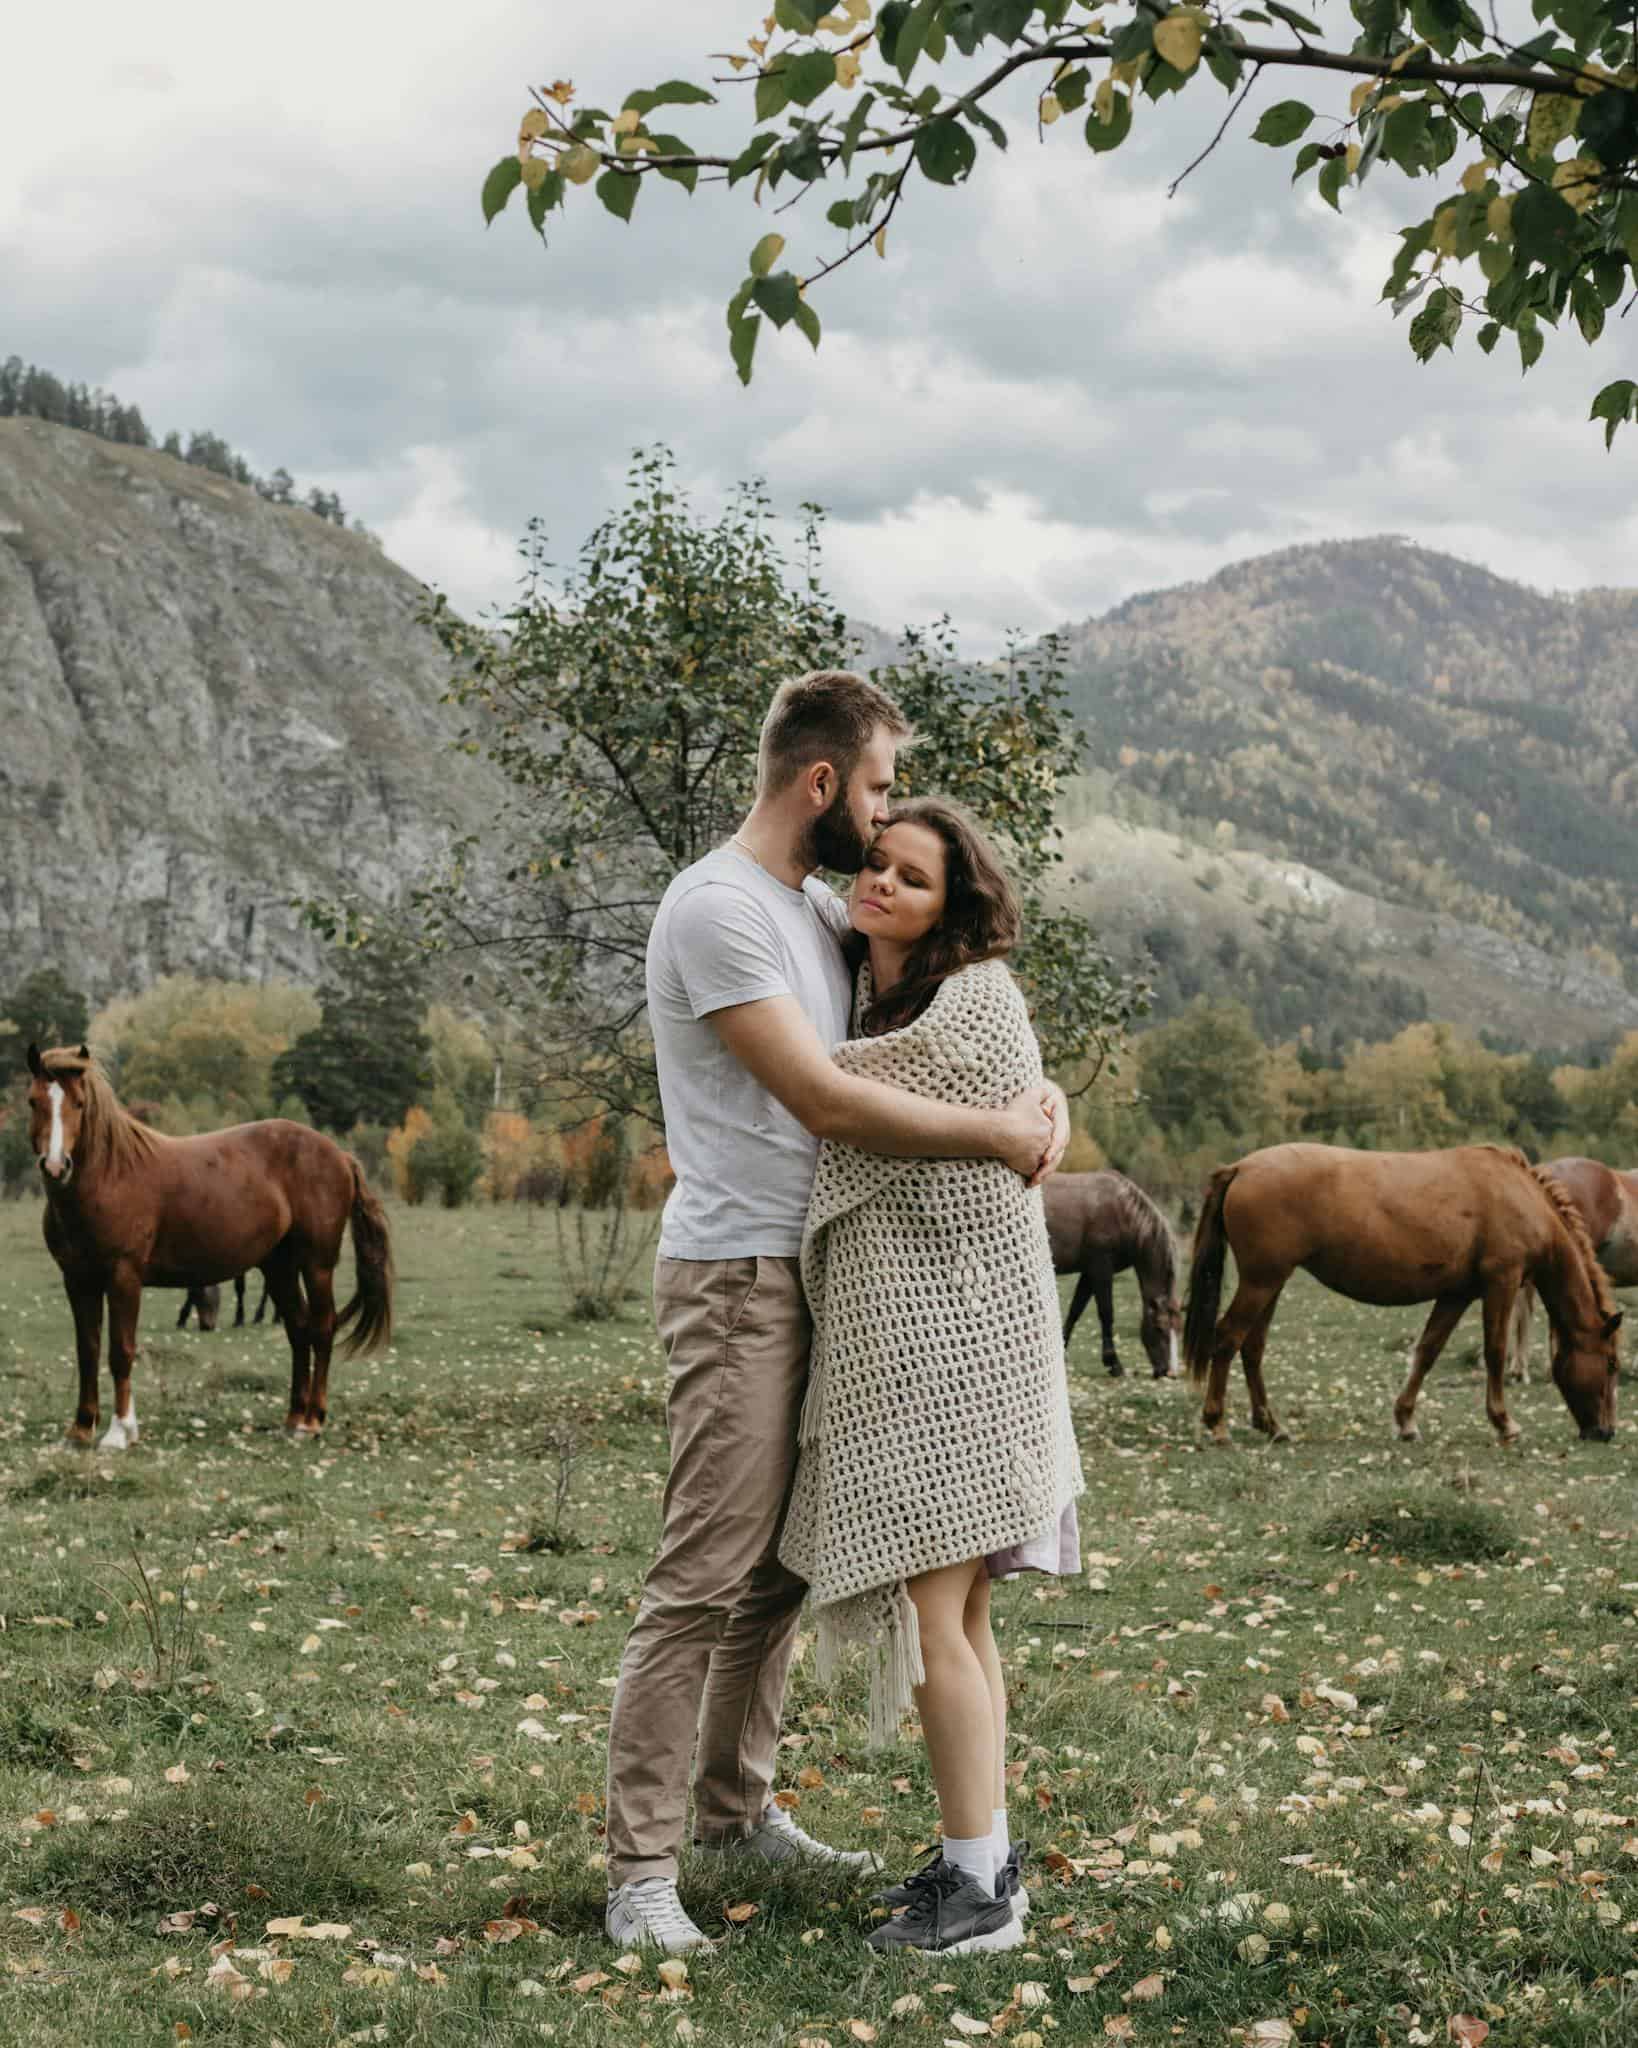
[942,1831,994,1888]
[991,1805,1011,1875]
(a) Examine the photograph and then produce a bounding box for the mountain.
[2,422,1631,1058]
[1049,536,1638,1049]
[0,417,505,1000]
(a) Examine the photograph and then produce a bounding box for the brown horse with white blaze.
[1183,1142,1621,1446]
[26,1043,393,1448]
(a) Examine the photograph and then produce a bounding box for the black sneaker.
[997,1837,1031,1923]
[872,1842,942,1912]
[866,1856,1023,1956]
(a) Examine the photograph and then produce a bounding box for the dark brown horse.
[1183,1142,1621,1446]
[25,1043,393,1447]
[1042,1170,1181,1377]
[1508,1157,1638,1379]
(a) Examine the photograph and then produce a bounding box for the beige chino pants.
[603,1255,811,1888]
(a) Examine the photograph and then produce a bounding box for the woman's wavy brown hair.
[855,796,1022,1036]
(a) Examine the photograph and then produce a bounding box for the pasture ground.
[0,1197,1634,2047]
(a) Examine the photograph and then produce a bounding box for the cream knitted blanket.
[778,957,1084,1744]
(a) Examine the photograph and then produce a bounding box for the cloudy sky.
[6,2,1633,652]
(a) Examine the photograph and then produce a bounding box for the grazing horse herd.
[16,1041,1634,1450]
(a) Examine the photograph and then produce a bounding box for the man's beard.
[800,783,873,874]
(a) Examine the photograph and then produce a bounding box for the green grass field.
[0,1195,1634,2047]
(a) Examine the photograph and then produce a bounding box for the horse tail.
[336,1156,395,1359]
[1184,1167,1238,1383]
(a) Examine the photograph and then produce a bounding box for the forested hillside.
[1055,539,1638,1001]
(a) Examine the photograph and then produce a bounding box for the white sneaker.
[699,1802,881,1877]
[604,1876,712,1954]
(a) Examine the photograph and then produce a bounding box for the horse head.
[25,1042,92,1186]
[1552,1309,1622,1442]
[1139,1289,1184,1378]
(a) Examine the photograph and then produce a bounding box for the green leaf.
[1590,376,1638,447]
[1291,140,1324,181]
[526,170,564,230]
[596,168,639,222]
[1206,42,1245,90]
[755,65,791,122]
[648,134,699,192]
[1409,282,1462,357]
[775,0,824,26]
[894,0,943,81]
[840,91,877,171]
[729,308,761,384]
[481,155,522,225]
[1265,0,1323,28]
[1409,0,1464,53]
[1578,83,1638,168]
[914,115,978,185]
[1381,98,1437,176]
[1252,100,1315,145]
[750,233,787,278]
[1591,251,1627,307]
[1053,65,1089,114]
[1476,319,1501,353]
[1571,273,1605,343]
[1109,15,1155,59]
[1317,152,1349,210]
[1478,239,1513,284]
[752,271,803,326]
[793,296,822,351]
[1511,181,1581,270]
[728,132,780,187]
[1084,88,1133,153]
[622,80,717,114]
[826,197,858,228]
[786,50,837,106]
[877,0,913,64]
[1517,313,1544,370]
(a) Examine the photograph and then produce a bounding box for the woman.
[778,797,1084,1958]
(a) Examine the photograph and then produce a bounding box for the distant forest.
[0,353,366,534]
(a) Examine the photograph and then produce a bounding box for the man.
[604,669,1069,1953]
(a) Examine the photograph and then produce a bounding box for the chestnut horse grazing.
[1042,1170,1181,1377]
[1183,1142,1621,1446]
[25,1043,393,1448]
[1508,1158,1638,1380]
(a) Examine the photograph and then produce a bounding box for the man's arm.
[710,995,1057,1182]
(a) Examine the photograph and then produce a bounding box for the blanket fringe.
[816,1582,924,1750]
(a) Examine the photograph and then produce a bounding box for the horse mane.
[1111,1171,1178,1288]
[1531,1161,1618,1325]
[39,1046,161,1178]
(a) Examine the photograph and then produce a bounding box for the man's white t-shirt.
[648,846,852,1259]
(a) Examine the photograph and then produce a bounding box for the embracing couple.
[603,668,1084,1958]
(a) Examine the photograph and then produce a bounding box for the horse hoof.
[1270,1429,1291,1446]
[1105,1362,1125,1379]
[1396,1425,1421,1443]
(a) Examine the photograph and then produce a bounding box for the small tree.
[410,1101,487,1208]
[391,448,1143,1122]
[0,967,89,1073]
[272,936,432,1132]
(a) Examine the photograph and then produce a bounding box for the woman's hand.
[995,1090,1056,1180]
[1025,1084,1071,1189]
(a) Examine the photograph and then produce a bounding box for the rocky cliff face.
[0,419,505,1001]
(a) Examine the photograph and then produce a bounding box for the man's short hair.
[757,669,914,795]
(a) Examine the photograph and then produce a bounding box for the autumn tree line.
[5,954,1634,1220]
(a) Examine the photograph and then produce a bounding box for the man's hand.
[1026,1083,1072,1189]
[996,1090,1056,1180]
